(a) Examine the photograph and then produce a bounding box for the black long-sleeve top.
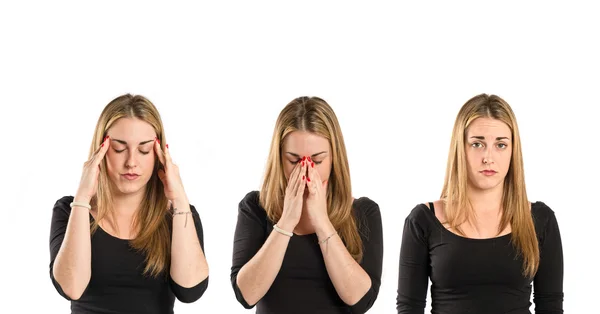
[49,196,208,314]
[397,201,564,314]
[230,191,384,314]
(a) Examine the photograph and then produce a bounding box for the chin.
[472,180,504,191]
[114,181,148,196]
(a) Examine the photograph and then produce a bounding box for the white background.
[0,1,597,313]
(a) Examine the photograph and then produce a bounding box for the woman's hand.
[75,136,110,203]
[278,158,307,232]
[305,158,330,229]
[154,140,187,202]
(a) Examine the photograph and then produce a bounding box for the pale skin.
[431,117,529,239]
[52,117,208,300]
[236,131,371,306]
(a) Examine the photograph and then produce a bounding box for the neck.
[111,188,145,219]
[467,183,504,215]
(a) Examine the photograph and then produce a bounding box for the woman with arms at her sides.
[230,96,383,314]
[49,94,209,313]
[396,94,563,314]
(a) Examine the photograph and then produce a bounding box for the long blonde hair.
[89,94,171,278]
[441,93,539,278]
[259,96,363,262]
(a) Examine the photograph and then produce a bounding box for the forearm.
[170,197,208,287]
[317,220,372,306]
[236,221,293,306]
[52,198,92,300]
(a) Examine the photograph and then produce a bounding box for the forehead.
[466,117,511,137]
[108,117,156,139]
[282,131,330,154]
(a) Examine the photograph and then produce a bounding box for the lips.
[480,170,497,176]
[122,173,140,180]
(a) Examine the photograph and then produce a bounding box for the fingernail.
[307,177,311,182]
[311,162,314,168]
[302,156,306,161]
[302,161,304,166]
[101,143,104,147]
[302,175,305,180]
[308,156,312,162]
[166,144,169,149]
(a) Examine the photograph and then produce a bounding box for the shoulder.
[237,191,267,220]
[52,196,75,216]
[353,196,380,218]
[531,201,559,233]
[406,202,435,224]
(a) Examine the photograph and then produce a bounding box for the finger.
[91,136,111,166]
[164,142,173,166]
[289,160,303,196]
[154,137,166,166]
[157,168,167,184]
[293,161,307,197]
[308,161,322,195]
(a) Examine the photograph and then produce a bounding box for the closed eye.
[113,148,151,155]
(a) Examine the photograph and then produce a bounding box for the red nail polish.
[101,143,104,147]
[302,161,304,166]
[307,177,311,182]
[302,156,306,161]
[311,162,314,168]
[308,156,312,162]
[166,144,169,149]
[302,175,305,180]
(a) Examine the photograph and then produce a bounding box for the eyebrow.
[111,139,155,145]
[285,151,328,158]
[469,136,511,141]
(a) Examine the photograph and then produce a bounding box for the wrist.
[315,218,335,239]
[73,194,92,204]
[276,218,297,233]
[170,196,189,210]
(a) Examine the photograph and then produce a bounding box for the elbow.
[232,274,258,309]
[63,286,85,301]
[58,278,88,300]
[52,267,90,300]
[237,286,259,308]
[346,280,378,313]
[173,276,209,303]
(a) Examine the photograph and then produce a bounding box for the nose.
[483,146,494,164]
[125,151,137,168]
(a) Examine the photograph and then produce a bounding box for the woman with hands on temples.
[49,94,208,314]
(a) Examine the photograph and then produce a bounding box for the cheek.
[500,150,512,171]
[318,162,332,180]
[140,154,155,169]
[465,150,479,171]
[283,162,294,180]
[105,152,120,171]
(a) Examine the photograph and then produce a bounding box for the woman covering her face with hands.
[49,94,208,314]
[231,96,383,314]
[396,94,563,313]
